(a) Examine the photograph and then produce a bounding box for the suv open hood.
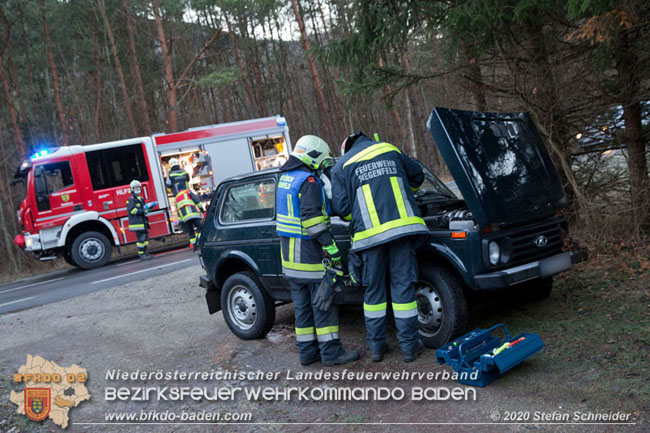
[427,107,566,228]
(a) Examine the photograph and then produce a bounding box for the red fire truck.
[12,116,291,269]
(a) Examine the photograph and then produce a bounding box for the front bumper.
[474,251,581,290]
[23,233,43,252]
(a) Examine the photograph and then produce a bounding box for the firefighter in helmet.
[126,180,152,260]
[276,135,360,366]
[331,131,428,362]
[166,157,203,249]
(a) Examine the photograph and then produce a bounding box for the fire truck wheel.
[70,231,112,269]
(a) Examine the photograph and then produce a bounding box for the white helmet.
[130,180,142,192]
[291,135,333,170]
[169,157,179,167]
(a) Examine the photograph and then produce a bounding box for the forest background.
[0,0,648,276]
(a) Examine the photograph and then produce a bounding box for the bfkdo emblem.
[24,388,51,421]
[61,194,70,202]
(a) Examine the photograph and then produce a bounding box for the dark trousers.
[289,280,345,364]
[184,218,202,247]
[136,230,149,255]
[360,238,420,354]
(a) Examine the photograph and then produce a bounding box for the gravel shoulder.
[0,258,647,432]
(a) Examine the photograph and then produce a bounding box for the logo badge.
[61,194,70,202]
[534,235,548,248]
[24,388,51,421]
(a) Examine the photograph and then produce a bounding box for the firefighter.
[276,135,360,366]
[331,132,429,362]
[166,158,203,249]
[126,180,151,260]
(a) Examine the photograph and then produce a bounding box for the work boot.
[371,344,390,362]
[323,349,360,366]
[299,352,320,366]
[139,254,151,261]
[403,341,425,363]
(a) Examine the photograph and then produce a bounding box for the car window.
[219,179,276,224]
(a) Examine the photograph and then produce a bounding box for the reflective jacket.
[126,193,148,232]
[175,189,202,222]
[276,158,332,281]
[166,167,190,196]
[331,136,427,251]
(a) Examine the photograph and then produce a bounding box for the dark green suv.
[197,107,582,348]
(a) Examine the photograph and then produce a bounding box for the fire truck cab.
[12,116,291,269]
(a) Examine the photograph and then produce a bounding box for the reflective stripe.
[392,301,417,311]
[343,142,401,168]
[138,250,145,255]
[391,177,408,219]
[282,268,324,280]
[294,238,301,263]
[281,258,323,272]
[343,213,352,221]
[353,216,425,242]
[130,207,139,215]
[356,187,373,230]
[316,325,339,335]
[277,214,301,224]
[296,334,316,342]
[296,326,315,335]
[302,215,328,228]
[411,185,419,192]
[351,220,427,251]
[136,242,145,247]
[287,194,294,218]
[144,241,149,245]
[364,302,387,318]
[397,177,416,217]
[361,184,380,227]
[289,237,295,263]
[128,224,145,231]
[317,333,339,342]
[305,222,328,237]
[316,326,340,342]
[170,172,186,177]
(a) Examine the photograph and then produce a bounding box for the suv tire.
[70,231,112,269]
[416,266,468,349]
[221,272,275,339]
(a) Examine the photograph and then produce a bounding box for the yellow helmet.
[291,135,333,170]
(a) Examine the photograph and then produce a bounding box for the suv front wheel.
[416,266,468,349]
[221,272,275,339]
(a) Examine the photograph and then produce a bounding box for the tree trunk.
[462,40,488,111]
[615,30,649,230]
[153,0,177,132]
[122,0,152,135]
[225,14,258,117]
[290,0,336,144]
[0,8,26,156]
[97,0,137,137]
[39,0,68,145]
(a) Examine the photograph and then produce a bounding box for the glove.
[322,241,342,268]
[314,265,345,312]
[347,251,362,287]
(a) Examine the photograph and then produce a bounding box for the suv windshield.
[414,162,457,199]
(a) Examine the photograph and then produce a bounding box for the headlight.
[25,237,33,248]
[488,241,500,265]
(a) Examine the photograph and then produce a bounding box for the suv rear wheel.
[221,272,275,339]
[416,266,468,349]
[70,231,112,269]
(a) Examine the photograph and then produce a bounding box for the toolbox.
[435,323,544,387]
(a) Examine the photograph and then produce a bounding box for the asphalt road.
[0,247,200,315]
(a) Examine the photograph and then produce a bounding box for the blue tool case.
[435,323,544,387]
